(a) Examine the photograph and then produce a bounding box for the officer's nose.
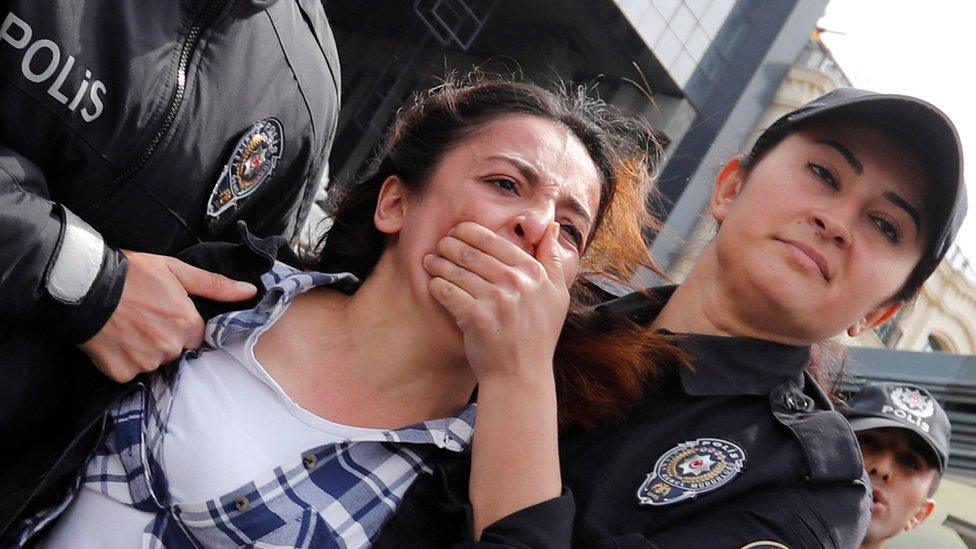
[866,453,894,483]
[810,208,852,248]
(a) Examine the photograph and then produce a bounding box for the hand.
[79,250,257,382]
[424,221,568,536]
[422,221,569,385]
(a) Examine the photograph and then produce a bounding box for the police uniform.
[0,0,339,467]
[374,287,872,548]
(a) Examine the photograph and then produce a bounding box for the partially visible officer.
[0,0,339,493]
[844,383,950,548]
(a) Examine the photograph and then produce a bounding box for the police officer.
[0,1,339,444]
[0,0,340,529]
[844,383,950,548]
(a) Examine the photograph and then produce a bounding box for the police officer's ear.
[905,498,936,532]
[711,156,746,225]
[374,176,409,235]
[846,302,902,337]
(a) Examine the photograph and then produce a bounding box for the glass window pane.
[670,50,696,86]
[637,6,668,46]
[686,25,711,61]
[653,0,681,20]
[669,4,697,41]
[654,27,683,67]
[700,0,734,37]
[686,0,712,18]
[616,0,651,25]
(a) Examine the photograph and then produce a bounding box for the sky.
[817,0,976,261]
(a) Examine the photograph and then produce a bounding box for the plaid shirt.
[16,263,476,548]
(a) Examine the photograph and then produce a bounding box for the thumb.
[168,260,258,302]
[535,222,565,284]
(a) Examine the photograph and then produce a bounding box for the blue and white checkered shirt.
[15,262,476,548]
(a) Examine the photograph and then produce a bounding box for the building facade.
[865,246,976,355]
[322,0,828,212]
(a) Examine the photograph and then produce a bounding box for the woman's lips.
[780,239,830,280]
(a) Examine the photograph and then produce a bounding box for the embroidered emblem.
[890,386,935,418]
[637,438,746,507]
[206,118,284,226]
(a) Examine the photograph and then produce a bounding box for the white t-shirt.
[44,316,384,547]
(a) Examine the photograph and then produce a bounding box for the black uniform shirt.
[555,288,871,548]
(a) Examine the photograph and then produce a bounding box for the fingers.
[427,276,478,330]
[168,259,257,302]
[535,223,567,287]
[423,253,492,298]
[81,324,192,383]
[433,233,513,287]
[448,222,533,267]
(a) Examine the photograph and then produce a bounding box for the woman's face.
[710,123,929,342]
[377,113,603,311]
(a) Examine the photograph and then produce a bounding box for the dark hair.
[742,115,935,303]
[308,72,689,429]
[312,73,628,279]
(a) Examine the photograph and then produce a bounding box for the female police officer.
[372,88,968,548]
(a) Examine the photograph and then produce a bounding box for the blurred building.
[323,0,829,208]
[667,31,850,279]
[863,245,976,355]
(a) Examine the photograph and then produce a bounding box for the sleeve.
[0,145,126,343]
[594,483,870,549]
[452,490,575,549]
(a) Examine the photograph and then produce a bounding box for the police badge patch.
[206,118,284,230]
[890,386,936,418]
[637,438,746,506]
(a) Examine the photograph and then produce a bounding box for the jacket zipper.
[78,0,227,217]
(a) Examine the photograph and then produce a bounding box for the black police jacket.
[0,0,340,462]
[377,290,873,548]
[0,236,871,547]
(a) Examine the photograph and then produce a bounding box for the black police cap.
[845,382,950,473]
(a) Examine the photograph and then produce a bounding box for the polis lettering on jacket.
[1,11,105,122]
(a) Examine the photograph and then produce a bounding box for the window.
[924,334,950,353]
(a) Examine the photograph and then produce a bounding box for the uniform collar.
[676,333,810,397]
[597,285,812,396]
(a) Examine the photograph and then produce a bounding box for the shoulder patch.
[206,118,284,231]
[637,438,746,506]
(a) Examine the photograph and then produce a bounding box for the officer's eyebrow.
[907,436,939,470]
[883,191,921,234]
[816,140,863,175]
